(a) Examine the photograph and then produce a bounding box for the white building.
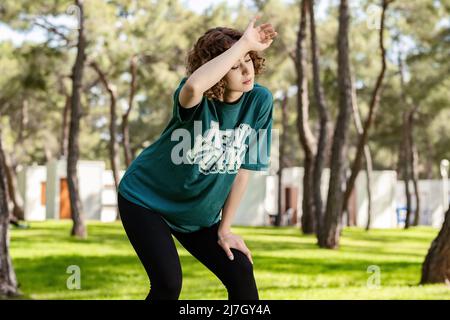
[16,159,448,229]
[17,159,122,222]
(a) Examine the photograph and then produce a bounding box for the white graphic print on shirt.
[186,120,252,174]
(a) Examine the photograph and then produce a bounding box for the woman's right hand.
[241,15,278,52]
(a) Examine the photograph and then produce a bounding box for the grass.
[8,220,450,300]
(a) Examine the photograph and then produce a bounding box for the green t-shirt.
[118,76,273,232]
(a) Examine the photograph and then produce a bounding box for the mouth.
[242,78,252,85]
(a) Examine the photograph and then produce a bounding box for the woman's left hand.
[241,15,278,52]
[217,232,253,264]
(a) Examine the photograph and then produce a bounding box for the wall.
[17,164,46,221]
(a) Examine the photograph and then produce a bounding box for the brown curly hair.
[185,27,266,101]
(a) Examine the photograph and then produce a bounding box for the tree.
[0,125,19,297]
[89,61,121,193]
[319,0,353,249]
[309,0,330,237]
[0,144,25,221]
[57,74,71,159]
[122,55,138,168]
[276,92,289,226]
[421,206,450,284]
[295,0,316,234]
[0,42,66,223]
[68,0,87,238]
[342,0,391,223]
[349,73,373,230]
[398,51,420,229]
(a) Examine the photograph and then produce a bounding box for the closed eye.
[232,59,252,70]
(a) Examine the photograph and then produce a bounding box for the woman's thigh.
[118,193,182,298]
[172,221,259,300]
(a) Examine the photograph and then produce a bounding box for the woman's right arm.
[179,38,251,109]
[179,15,277,109]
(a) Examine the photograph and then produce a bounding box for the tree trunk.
[0,128,19,297]
[320,0,353,249]
[398,49,421,229]
[0,148,25,221]
[89,61,121,193]
[90,61,121,221]
[410,115,421,226]
[342,0,389,215]
[122,54,138,168]
[17,99,28,144]
[57,74,71,159]
[1,121,26,225]
[364,155,373,231]
[276,93,289,227]
[349,73,373,230]
[60,93,70,159]
[421,206,450,284]
[68,0,87,238]
[295,0,316,234]
[402,111,413,229]
[309,0,330,239]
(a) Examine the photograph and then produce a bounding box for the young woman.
[117,15,277,300]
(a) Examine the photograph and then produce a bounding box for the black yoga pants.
[117,192,259,300]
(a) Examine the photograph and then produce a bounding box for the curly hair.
[185,26,266,101]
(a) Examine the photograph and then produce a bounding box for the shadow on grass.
[9,222,439,299]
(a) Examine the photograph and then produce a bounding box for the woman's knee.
[221,248,256,287]
[223,249,258,300]
[230,248,254,273]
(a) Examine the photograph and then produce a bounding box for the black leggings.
[117,192,259,300]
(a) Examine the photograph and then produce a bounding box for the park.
[0,0,449,301]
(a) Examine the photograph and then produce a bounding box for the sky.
[182,0,250,13]
[0,0,259,46]
[0,0,320,46]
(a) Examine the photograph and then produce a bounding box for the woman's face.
[223,52,255,93]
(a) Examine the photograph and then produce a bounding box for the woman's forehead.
[238,53,251,61]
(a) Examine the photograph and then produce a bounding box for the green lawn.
[9,220,450,300]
